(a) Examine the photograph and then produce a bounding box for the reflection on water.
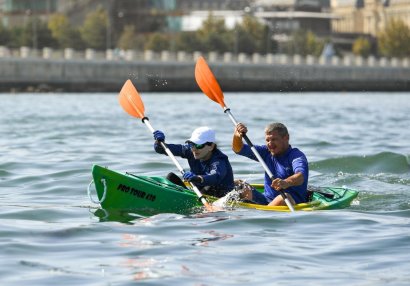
[192,230,234,247]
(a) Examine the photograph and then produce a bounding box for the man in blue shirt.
[232,122,309,206]
[153,126,234,198]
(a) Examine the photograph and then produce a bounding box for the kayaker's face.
[191,144,213,160]
[265,131,289,156]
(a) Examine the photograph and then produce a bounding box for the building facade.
[331,0,410,36]
[0,0,57,27]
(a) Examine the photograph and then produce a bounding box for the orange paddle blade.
[195,56,226,108]
[118,79,145,118]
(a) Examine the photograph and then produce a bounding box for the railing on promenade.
[1,46,409,69]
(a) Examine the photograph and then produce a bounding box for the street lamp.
[106,0,113,50]
[266,21,273,54]
[25,9,37,50]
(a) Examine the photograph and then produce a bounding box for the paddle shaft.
[142,118,213,210]
[224,107,295,212]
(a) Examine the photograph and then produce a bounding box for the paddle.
[194,56,295,212]
[118,79,214,212]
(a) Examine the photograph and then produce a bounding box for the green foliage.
[378,18,410,58]
[235,15,266,54]
[145,32,170,52]
[6,26,22,48]
[352,37,371,57]
[287,30,324,56]
[68,29,86,50]
[174,32,202,52]
[48,13,84,49]
[197,13,231,53]
[306,31,324,56]
[173,14,276,54]
[20,18,56,48]
[0,9,333,57]
[80,7,108,50]
[0,22,10,45]
[117,25,145,51]
[48,14,70,43]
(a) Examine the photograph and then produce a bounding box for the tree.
[117,25,145,50]
[20,18,56,49]
[378,18,410,58]
[81,7,108,50]
[287,30,324,56]
[235,15,266,54]
[306,31,324,56]
[197,13,231,53]
[174,31,202,53]
[0,22,10,46]
[352,37,371,57]
[48,13,84,49]
[7,26,22,48]
[145,32,170,52]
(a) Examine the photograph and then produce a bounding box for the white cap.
[186,126,216,144]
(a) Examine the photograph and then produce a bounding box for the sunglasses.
[188,142,211,150]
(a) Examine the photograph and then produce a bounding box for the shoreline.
[1,54,409,92]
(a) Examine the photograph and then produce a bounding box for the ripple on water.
[1,93,410,285]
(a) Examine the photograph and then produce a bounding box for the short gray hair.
[265,122,288,137]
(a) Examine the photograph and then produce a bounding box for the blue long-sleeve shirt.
[237,144,309,204]
[154,142,234,195]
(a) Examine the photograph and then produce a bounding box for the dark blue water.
[1,92,409,285]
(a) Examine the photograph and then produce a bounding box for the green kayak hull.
[90,165,359,215]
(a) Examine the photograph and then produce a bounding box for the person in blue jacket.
[153,126,234,198]
[232,122,309,206]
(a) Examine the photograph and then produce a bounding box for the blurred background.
[2,0,409,57]
[1,0,410,92]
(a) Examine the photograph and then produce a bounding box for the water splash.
[212,180,252,209]
[212,189,243,209]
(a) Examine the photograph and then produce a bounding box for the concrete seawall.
[1,50,410,92]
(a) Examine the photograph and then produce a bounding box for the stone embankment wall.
[1,47,409,92]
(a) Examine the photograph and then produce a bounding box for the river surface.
[1,92,409,285]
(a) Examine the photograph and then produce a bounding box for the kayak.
[89,164,359,215]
